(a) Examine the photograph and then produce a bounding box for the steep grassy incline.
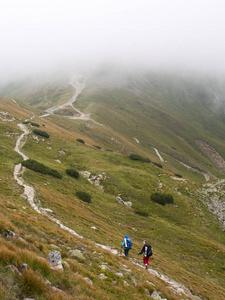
[74,71,225,180]
[0,96,225,300]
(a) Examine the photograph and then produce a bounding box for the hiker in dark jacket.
[121,235,132,257]
[138,240,152,269]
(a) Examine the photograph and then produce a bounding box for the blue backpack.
[126,238,132,249]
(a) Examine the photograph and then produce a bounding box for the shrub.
[150,193,174,205]
[134,209,149,217]
[22,159,62,179]
[150,193,166,205]
[129,153,151,163]
[93,145,101,149]
[76,191,91,203]
[76,138,84,144]
[33,129,49,138]
[23,121,40,127]
[163,194,174,204]
[174,173,182,178]
[152,162,163,168]
[66,169,79,179]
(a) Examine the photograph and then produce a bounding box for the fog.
[1,0,225,82]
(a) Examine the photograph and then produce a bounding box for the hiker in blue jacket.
[121,235,132,257]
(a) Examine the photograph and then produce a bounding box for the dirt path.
[41,74,101,125]
[153,147,164,162]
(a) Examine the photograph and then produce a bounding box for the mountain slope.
[0,70,225,300]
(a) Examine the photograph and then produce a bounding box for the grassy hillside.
[0,70,225,300]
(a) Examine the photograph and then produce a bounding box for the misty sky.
[1,0,225,79]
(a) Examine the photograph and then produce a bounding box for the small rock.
[84,277,93,285]
[5,265,21,276]
[19,264,27,273]
[98,273,107,280]
[151,291,161,300]
[115,272,124,277]
[68,249,85,260]
[5,230,16,238]
[100,264,110,271]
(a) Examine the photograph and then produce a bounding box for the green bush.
[150,193,165,205]
[152,162,163,168]
[66,169,79,179]
[76,191,91,203]
[150,193,174,205]
[163,194,174,204]
[76,138,85,144]
[33,129,49,138]
[22,159,62,179]
[23,121,40,127]
[174,173,182,178]
[129,153,151,163]
[134,209,149,217]
[93,145,101,149]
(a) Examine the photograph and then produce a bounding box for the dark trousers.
[124,248,129,257]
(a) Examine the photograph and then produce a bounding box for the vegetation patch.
[22,121,40,127]
[32,129,49,138]
[76,191,91,203]
[129,153,151,163]
[134,209,149,217]
[152,162,163,168]
[66,168,79,179]
[150,193,174,205]
[22,159,62,178]
[76,138,85,144]
[174,173,182,178]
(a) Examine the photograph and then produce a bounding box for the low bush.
[163,194,174,204]
[22,159,62,179]
[152,162,163,168]
[174,173,182,178]
[134,209,149,217]
[76,191,91,203]
[93,145,101,149]
[33,129,49,138]
[23,121,40,127]
[76,138,85,144]
[150,193,174,205]
[150,193,165,205]
[129,153,151,163]
[66,169,79,179]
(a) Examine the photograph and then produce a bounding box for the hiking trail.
[12,77,202,299]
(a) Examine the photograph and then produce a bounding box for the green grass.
[1,70,225,299]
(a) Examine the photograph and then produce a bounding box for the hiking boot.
[145,264,148,270]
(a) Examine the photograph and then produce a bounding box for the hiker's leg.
[124,249,129,257]
[146,256,150,266]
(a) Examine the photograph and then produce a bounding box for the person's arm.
[138,246,144,255]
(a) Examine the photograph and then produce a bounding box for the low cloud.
[1,0,225,82]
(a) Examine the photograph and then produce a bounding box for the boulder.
[48,250,63,270]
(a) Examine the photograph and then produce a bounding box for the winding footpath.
[12,76,202,300]
[41,74,101,125]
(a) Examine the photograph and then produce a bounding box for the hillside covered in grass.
[0,69,225,300]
